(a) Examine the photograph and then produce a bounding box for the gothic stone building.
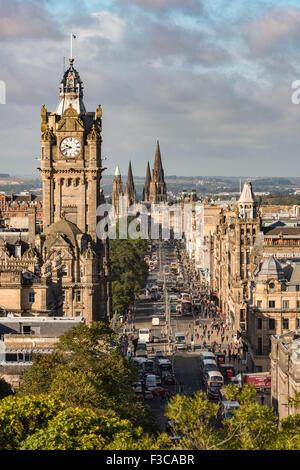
[0,58,112,323]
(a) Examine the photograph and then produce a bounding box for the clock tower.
[37,58,112,323]
[40,58,103,242]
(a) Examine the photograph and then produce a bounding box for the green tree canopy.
[0,394,166,450]
[17,322,157,433]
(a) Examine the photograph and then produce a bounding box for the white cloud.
[77,11,126,43]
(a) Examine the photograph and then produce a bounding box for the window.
[269,300,275,308]
[282,300,289,309]
[23,325,31,335]
[269,319,275,330]
[297,301,300,309]
[296,318,300,329]
[296,285,300,292]
[75,311,81,317]
[257,318,262,330]
[28,292,35,303]
[282,318,289,330]
[257,337,262,355]
[61,265,68,277]
[257,300,262,308]
[76,291,81,302]
[240,309,245,321]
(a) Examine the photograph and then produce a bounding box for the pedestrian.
[261,395,265,406]
[228,350,231,360]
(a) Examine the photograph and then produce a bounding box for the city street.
[121,238,270,431]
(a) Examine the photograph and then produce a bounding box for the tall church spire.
[143,161,151,202]
[124,161,136,207]
[152,139,165,182]
[56,58,86,116]
[149,140,167,203]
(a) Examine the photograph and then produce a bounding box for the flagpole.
[70,32,73,59]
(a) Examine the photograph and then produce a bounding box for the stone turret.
[112,166,123,216]
[238,181,257,219]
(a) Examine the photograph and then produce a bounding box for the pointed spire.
[238,181,256,204]
[112,166,123,215]
[124,161,136,206]
[143,161,151,201]
[56,58,86,116]
[152,139,164,182]
[149,140,167,203]
[115,165,121,177]
[238,181,257,219]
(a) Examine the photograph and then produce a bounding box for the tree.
[165,385,279,450]
[0,378,13,400]
[0,394,64,449]
[17,322,157,433]
[0,394,163,450]
[110,233,149,313]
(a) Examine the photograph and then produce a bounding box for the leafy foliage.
[0,377,13,399]
[0,394,164,450]
[17,322,157,433]
[166,386,279,450]
[110,235,149,313]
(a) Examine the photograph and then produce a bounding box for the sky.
[1,0,300,179]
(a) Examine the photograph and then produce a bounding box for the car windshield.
[205,365,218,371]
[175,336,185,342]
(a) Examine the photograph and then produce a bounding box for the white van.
[174,332,186,350]
[139,328,151,343]
[135,340,147,357]
[145,374,157,390]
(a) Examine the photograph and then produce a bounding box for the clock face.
[60,137,81,158]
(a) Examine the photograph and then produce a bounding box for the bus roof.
[207,370,223,379]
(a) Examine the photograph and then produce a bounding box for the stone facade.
[270,331,300,421]
[0,58,112,323]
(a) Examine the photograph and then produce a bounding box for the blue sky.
[1,0,300,178]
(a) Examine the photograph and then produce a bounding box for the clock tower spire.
[37,59,111,322]
[56,58,86,116]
